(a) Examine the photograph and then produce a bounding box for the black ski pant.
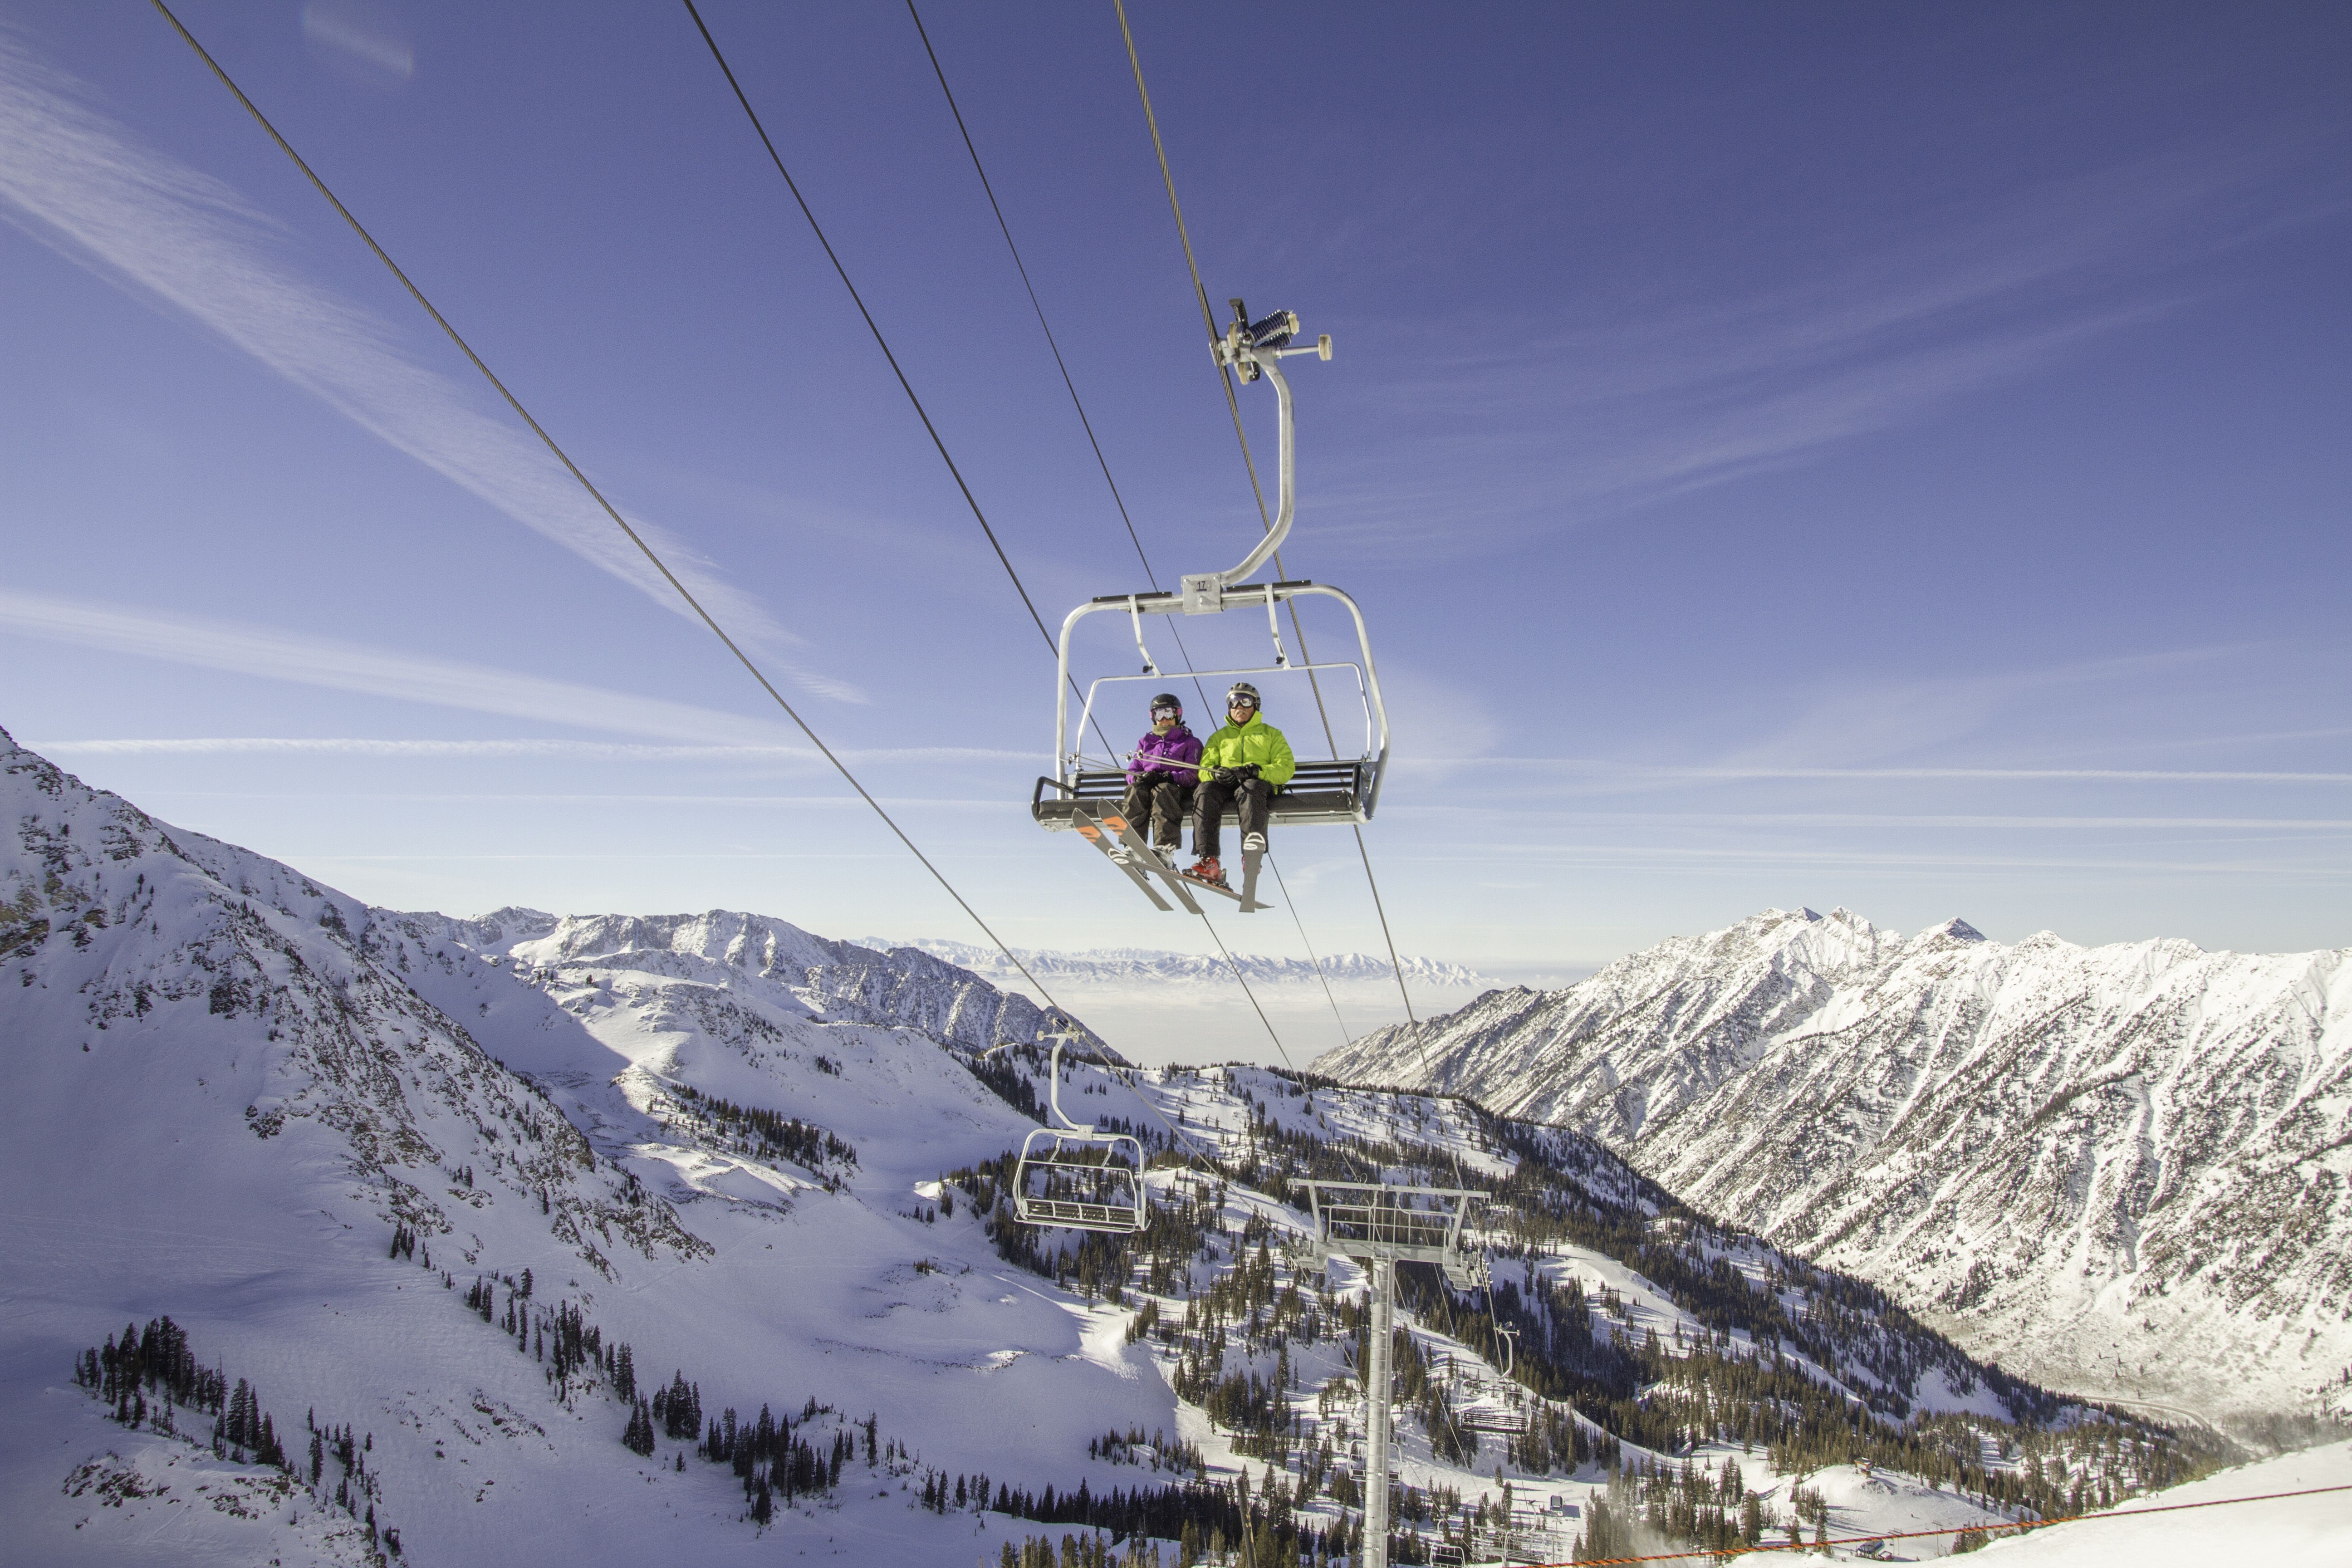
[1191,775,1274,860]
[1120,771,1194,851]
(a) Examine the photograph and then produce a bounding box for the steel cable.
[151,0,1280,1264]
[906,0,1345,1056]
[683,0,1274,1161]
[1109,0,1421,1036]
[679,0,1121,761]
[1102,44,1485,1499]
[149,0,1083,1063]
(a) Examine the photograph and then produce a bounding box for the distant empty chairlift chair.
[1032,303,1387,915]
[1005,1024,1148,1235]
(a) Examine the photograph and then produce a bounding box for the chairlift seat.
[1032,760,1373,832]
[1011,1125,1147,1235]
[1460,1410,1529,1436]
[998,1025,1151,1235]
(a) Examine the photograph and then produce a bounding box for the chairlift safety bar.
[1067,660,1374,774]
[1053,584,1389,813]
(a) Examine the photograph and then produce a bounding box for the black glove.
[1211,767,1237,784]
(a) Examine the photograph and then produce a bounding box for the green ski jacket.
[1196,713,1296,792]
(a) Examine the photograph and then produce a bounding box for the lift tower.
[1300,1182,1487,1568]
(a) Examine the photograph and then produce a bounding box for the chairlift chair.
[1005,1024,1148,1234]
[1299,1180,1490,1291]
[1460,1404,1529,1437]
[1034,303,1387,915]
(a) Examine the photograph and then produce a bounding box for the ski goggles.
[1151,706,1181,721]
[1226,696,1259,710]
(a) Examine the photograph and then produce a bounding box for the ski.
[1102,811,1208,914]
[1238,844,1270,913]
[1071,808,1174,911]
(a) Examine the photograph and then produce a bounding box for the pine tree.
[623,1397,656,1457]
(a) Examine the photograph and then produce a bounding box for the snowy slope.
[1957,1439,2351,1565]
[0,728,1158,1565]
[0,731,2239,1566]
[1313,906,2352,1427]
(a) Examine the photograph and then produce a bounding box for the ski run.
[2,728,2342,1563]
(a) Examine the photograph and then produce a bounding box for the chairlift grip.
[1191,353,1301,595]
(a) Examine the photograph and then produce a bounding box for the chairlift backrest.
[1005,1026,1148,1235]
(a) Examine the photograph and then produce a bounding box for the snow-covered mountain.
[1312,906,2352,1430]
[0,726,1137,1564]
[396,907,1099,1058]
[0,732,2246,1564]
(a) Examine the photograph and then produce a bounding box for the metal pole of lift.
[1362,1256,1395,1568]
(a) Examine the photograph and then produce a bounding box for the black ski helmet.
[1149,693,1183,718]
[1225,681,1261,710]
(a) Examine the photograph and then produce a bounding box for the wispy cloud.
[0,588,792,746]
[1703,647,2262,773]
[29,735,1029,764]
[0,29,855,704]
[1382,841,2347,879]
[1328,127,2348,552]
[1388,805,2352,830]
[1392,759,2352,785]
[300,1,414,84]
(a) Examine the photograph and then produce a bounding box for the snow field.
[1,734,2288,1568]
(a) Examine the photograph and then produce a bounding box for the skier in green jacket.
[1187,681,1295,888]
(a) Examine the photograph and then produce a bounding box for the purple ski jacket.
[1128,723,1202,780]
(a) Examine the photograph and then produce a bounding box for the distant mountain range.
[859,937,1492,993]
[1313,906,2352,1429]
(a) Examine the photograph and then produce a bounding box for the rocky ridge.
[1312,906,2352,1427]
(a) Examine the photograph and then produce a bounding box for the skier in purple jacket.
[1122,693,1202,862]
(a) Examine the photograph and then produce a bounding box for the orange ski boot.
[1185,857,1228,889]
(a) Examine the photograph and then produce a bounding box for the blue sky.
[3,0,2348,1051]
